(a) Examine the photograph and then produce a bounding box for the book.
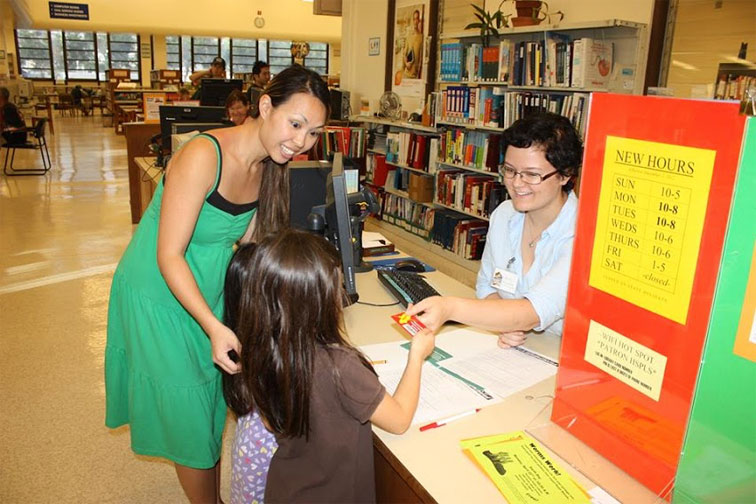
[571,38,613,89]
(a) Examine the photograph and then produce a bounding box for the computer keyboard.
[376,269,441,307]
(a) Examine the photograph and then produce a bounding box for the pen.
[370,359,387,365]
[419,408,482,431]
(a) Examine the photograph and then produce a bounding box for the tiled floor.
[1,114,235,503]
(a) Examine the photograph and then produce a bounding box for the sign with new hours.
[589,136,716,324]
[553,93,746,497]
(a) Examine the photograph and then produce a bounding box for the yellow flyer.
[589,136,716,324]
[461,431,590,503]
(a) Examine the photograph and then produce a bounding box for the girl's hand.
[408,328,436,362]
[498,331,527,348]
[209,323,242,374]
[405,296,451,332]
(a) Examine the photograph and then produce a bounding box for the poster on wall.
[391,0,430,98]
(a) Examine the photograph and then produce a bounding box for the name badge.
[491,267,517,294]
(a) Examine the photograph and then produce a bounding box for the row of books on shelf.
[314,126,367,160]
[435,170,509,219]
[715,74,754,101]
[375,190,491,261]
[379,192,435,239]
[440,37,613,90]
[385,131,440,172]
[436,87,589,136]
[432,211,488,260]
[438,128,502,173]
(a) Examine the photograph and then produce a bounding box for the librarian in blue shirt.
[406,112,582,347]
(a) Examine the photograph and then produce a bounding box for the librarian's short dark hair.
[253,60,269,75]
[502,112,583,192]
[0,87,9,100]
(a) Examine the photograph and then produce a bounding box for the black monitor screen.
[159,105,226,153]
[325,153,358,303]
[289,161,332,230]
[199,78,243,107]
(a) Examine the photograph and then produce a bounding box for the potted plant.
[464,2,511,47]
[510,0,564,27]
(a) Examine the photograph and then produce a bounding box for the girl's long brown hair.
[250,65,330,242]
[223,229,371,438]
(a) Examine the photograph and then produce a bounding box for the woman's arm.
[406,296,540,334]
[157,138,241,374]
[370,328,436,434]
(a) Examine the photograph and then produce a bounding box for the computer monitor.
[325,154,359,304]
[289,161,332,230]
[299,153,381,305]
[158,105,226,153]
[199,78,243,106]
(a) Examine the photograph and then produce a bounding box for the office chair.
[2,118,52,176]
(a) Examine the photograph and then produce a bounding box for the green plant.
[464,2,511,47]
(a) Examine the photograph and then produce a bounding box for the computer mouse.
[394,259,426,273]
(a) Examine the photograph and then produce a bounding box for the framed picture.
[369,37,381,56]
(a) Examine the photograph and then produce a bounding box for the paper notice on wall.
[584,320,667,401]
[588,136,716,324]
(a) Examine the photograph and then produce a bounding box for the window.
[268,40,294,75]
[181,36,192,82]
[15,29,53,79]
[266,40,329,77]
[64,31,97,80]
[192,37,219,72]
[49,31,66,82]
[304,42,328,76]
[231,38,258,75]
[109,33,140,81]
[166,36,181,73]
[96,32,109,82]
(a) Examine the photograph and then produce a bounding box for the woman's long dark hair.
[223,229,371,438]
[251,66,331,242]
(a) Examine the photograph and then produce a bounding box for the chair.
[2,118,52,176]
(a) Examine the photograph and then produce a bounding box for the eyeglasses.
[499,166,560,185]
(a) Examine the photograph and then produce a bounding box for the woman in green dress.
[105,65,330,503]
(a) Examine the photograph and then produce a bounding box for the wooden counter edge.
[373,432,436,504]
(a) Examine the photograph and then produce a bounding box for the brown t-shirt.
[265,345,386,503]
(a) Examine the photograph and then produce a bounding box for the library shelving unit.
[713,62,755,101]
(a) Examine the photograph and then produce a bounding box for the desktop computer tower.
[329,89,350,121]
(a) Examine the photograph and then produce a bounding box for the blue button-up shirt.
[475,191,578,335]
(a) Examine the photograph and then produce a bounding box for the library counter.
[347,258,660,503]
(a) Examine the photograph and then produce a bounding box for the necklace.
[528,234,542,248]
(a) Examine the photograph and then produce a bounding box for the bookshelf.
[357,18,649,271]
[713,62,755,101]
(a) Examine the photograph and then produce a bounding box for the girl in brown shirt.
[224,229,435,503]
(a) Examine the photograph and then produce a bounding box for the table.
[134,156,162,218]
[123,121,160,222]
[344,263,661,503]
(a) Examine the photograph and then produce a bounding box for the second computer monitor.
[199,78,243,107]
[158,105,227,153]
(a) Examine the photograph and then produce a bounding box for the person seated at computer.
[405,112,583,348]
[224,89,251,126]
[71,85,91,116]
[247,60,271,115]
[0,87,27,145]
[189,56,227,99]
[176,87,192,102]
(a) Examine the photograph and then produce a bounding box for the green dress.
[105,134,256,469]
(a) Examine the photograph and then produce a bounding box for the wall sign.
[369,37,380,56]
[49,2,89,20]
